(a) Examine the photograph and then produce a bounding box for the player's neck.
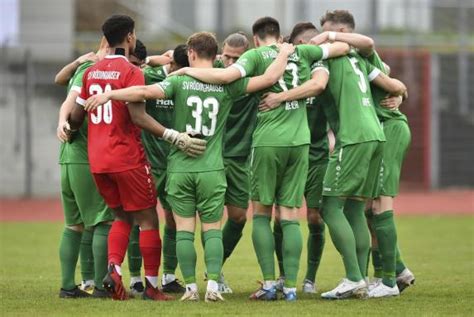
[108,45,130,58]
[257,38,278,47]
[190,59,213,68]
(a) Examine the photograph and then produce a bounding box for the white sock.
[146,276,158,288]
[186,283,198,292]
[263,280,275,289]
[82,279,95,287]
[114,265,122,276]
[283,287,296,294]
[130,276,142,286]
[207,280,218,292]
[162,273,176,285]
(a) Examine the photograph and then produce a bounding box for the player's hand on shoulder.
[168,67,189,77]
[276,42,295,56]
[259,92,282,112]
[76,51,98,65]
[84,94,109,112]
[380,95,403,110]
[310,32,329,45]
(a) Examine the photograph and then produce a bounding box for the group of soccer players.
[55,9,415,302]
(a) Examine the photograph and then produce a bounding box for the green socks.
[305,222,325,282]
[252,215,275,281]
[222,219,246,263]
[372,248,384,278]
[273,220,285,277]
[127,225,142,277]
[176,231,197,284]
[80,228,94,282]
[281,220,302,288]
[203,229,223,281]
[396,246,406,275]
[92,223,110,290]
[344,199,371,278]
[373,210,397,287]
[59,227,82,290]
[162,225,178,275]
[321,196,363,282]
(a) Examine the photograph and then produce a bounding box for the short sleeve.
[311,60,329,76]
[157,75,179,99]
[232,49,258,77]
[365,60,381,82]
[76,68,91,106]
[299,45,326,64]
[226,77,249,99]
[143,66,167,85]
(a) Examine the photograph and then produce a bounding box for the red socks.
[108,220,132,266]
[140,229,162,276]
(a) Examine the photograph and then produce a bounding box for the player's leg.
[273,208,285,291]
[58,164,89,298]
[127,224,143,296]
[365,200,384,285]
[320,144,367,299]
[79,227,95,293]
[249,147,279,301]
[303,161,327,294]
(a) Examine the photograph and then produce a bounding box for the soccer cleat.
[396,268,415,293]
[368,282,400,298]
[91,287,111,299]
[130,280,145,297]
[321,279,368,300]
[275,276,285,292]
[282,290,297,301]
[102,264,128,300]
[205,290,225,302]
[142,278,173,301]
[217,273,233,294]
[180,289,200,301]
[79,280,95,295]
[59,286,92,299]
[249,282,278,301]
[162,279,186,293]
[302,279,317,294]
[368,277,383,291]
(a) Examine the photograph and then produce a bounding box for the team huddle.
[55,10,415,302]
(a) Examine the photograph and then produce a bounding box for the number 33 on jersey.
[157,75,249,173]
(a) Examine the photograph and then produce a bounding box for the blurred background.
[0,0,473,197]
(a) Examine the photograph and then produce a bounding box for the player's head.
[289,22,318,45]
[320,10,355,33]
[129,39,147,67]
[282,35,291,43]
[169,44,189,72]
[186,32,218,65]
[252,16,280,47]
[101,15,136,53]
[221,32,250,67]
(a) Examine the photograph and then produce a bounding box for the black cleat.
[162,279,186,293]
[59,286,91,299]
[91,287,111,299]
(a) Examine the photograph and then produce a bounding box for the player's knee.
[67,224,84,232]
[307,208,323,224]
[134,208,159,230]
[164,212,176,229]
[228,210,247,224]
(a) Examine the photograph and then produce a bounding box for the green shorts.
[166,171,227,223]
[380,119,411,197]
[323,141,384,199]
[250,145,309,208]
[60,164,114,227]
[151,168,172,212]
[305,160,328,209]
[224,156,250,209]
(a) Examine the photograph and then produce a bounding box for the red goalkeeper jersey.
[77,54,147,173]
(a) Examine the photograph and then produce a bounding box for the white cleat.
[204,290,225,302]
[217,273,233,294]
[368,281,400,298]
[368,277,383,291]
[321,279,368,300]
[396,268,415,293]
[302,279,317,294]
[79,280,95,295]
[275,276,285,292]
[180,290,200,301]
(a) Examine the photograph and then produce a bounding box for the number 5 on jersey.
[186,96,219,136]
[89,84,113,124]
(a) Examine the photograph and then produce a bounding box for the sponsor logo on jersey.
[285,100,299,110]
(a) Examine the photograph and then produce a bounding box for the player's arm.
[57,90,80,142]
[259,68,329,111]
[311,32,374,57]
[171,66,242,84]
[245,43,296,93]
[127,101,207,157]
[370,71,407,98]
[68,103,87,131]
[83,85,166,112]
[145,50,173,67]
[54,52,97,85]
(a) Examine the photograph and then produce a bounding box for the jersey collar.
[105,55,129,62]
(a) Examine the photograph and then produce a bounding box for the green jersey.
[307,96,329,163]
[366,51,407,123]
[142,65,174,170]
[59,61,93,164]
[158,75,249,173]
[322,50,385,146]
[233,44,328,147]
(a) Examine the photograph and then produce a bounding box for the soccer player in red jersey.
[68,15,206,301]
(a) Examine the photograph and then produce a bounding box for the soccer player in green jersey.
[141,44,189,293]
[317,10,415,297]
[56,42,115,298]
[84,31,295,302]
[170,17,350,301]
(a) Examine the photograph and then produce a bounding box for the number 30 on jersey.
[89,84,113,124]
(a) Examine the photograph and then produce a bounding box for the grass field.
[1,215,473,316]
